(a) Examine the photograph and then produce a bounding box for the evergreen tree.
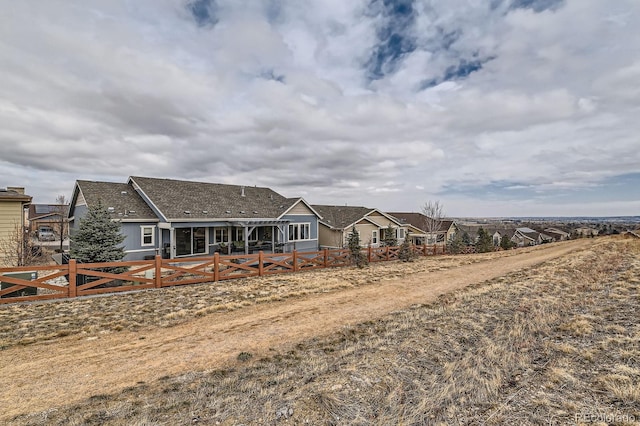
[461,231,472,246]
[475,227,494,253]
[446,231,465,254]
[382,224,398,247]
[71,200,126,270]
[398,236,416,262]
[500,235,514,250]
[347,227,367,268]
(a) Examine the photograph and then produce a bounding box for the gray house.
[68,176,321,260]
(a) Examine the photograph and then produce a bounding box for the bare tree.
[421,200,445,244]
[0,222,40,266]
[53,195,69,253]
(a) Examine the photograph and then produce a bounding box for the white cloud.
[0,0,638,216]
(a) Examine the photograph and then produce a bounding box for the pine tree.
[398,236,416,262]
[500,235,514,250]
[71,200,126,271]
[446,231,465,254]
[382,224,398,247]
[475,227,494,253]
[347,227,367,268]
[461,231,472,246]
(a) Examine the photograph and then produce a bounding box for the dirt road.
[0,240,590,419]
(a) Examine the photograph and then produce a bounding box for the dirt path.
[0,240,590,420]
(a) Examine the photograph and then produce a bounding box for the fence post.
[324,248,329,268]
[213,252,219,282]
[386,245,390,261]
[154,255,162,288]
[423,243,428,256]
[258,251,264,276]
[293,250,298,272]
[368,246,372,263]
[68,259,77,298]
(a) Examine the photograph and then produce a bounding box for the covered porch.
[162,220,291,259]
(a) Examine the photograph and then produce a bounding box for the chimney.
[7,186,25,194]
[241,186,245,197]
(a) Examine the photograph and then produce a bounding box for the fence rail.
[0,244,450,304]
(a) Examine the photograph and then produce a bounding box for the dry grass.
[6,238,640,425]
[0,246,539,350]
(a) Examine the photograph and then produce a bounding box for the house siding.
[121,222,159,260]
[283,214,319,252]
[318,223,343,248]
[347,220,380,247]
[287,202,316,216]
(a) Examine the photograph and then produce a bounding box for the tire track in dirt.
[0,240,591,420]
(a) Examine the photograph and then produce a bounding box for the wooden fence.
[0,244,447,305]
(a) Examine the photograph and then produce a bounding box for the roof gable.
[312,205,375,229]
[72,180,158,221]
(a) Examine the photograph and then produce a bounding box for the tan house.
[388,212,459,244]
[313,205,406,248]
[0,187,32,266]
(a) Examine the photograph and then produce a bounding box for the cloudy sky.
[1,0,639,216]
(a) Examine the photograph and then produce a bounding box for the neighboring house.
[543,228,570,241]
[388,212,459,244]
[511,227,541,247]
[313,205,406,248]
[68,177,322,260]
[492,231,502,246]
[27,204,69,241]
[574,227,599,237]
[0,187,32,265]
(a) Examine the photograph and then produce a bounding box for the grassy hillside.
[7,238,640,425]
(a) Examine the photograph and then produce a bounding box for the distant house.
[27,204,69,241]
[388,212,459,244]
[510,227,541,247]
[575,227,599,237]
[543,228,570,241]
[0,187,32,266]
[492,231,502,246]
[313,205,406,248]
[69,177,321,260]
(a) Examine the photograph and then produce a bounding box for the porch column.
[271,225,275,252]
[244,225,249,255]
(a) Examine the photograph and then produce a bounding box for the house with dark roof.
[68,177,322,260]
[312,205,406,248]
[27,204,69,241]
[510,227,542,247]
[387,212,459,244]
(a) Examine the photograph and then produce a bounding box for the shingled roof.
[0,188,31,203]
[388,212,455,233]
[312,205,375,229]
[129,176,296,220]
[73,180,158,221]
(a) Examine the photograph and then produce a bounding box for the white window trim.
[141,225,156,247]
[213,227,229,244]
[288,222,311,241]
[372,230,379,244]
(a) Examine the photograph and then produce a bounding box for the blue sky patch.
[186,0,218,27]
[367,0,417,80]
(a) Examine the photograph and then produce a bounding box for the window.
[141,226,155,246]
[248,228,258,242]
[175,227,207,256]
[397,228,405,239]
[234,228,244,241]
[214,228,228,243]
[289,223,311,241]
[372,230,378,245]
